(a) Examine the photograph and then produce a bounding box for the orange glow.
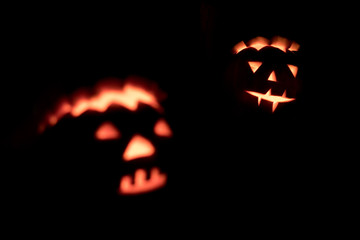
[233,36,300,54]
[289,41,300,51]
[123,135,155,161]
[248,36,270,51]
[44,100,72,128]
[270,36,290,52]
[119,167,167,195]
[248,61,262,73]
[233,41,247,54]
[71,84,162,117]
[48,115,58,126]
[95,122,121,140]
[245,89,295,112]
[268,71,277,82]
[288,64,298,77]
[154,118,173,137]
[39,80,164,133]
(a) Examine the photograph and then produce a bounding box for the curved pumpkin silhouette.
[227,36,302,113]
[37,76,173,196]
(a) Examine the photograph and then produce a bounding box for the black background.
[2,1,338,231]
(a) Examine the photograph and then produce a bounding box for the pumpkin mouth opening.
[245,88,295,112]
[119,167,167,195]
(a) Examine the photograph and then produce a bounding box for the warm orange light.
[233,36,300,54]
[95,121,121,140]
[71,84,162,117]
[119,167,167,195]
[154,118,173,137]
[48,115,58,126]
[289,41,300,51]
[248,36,270,51]
[39,81,163,133]
[245,89,295,112]
[123,135,155,161]
[233,41,247,54]
[248,61,262,73]
[268,71,277,82]
[270,36,290,52]
[40,101,72,130]
[288,64,298,77]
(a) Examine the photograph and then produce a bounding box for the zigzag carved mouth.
[245,88,295,112]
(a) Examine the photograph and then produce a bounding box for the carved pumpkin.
[227,36,302,113]
[37,76,173,197]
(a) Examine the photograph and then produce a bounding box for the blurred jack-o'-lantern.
[227,36,302,113]
[37,76,173,197]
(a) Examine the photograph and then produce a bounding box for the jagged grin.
[246,88,295,112]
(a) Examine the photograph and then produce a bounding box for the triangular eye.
[287,64,298,77]
[95,121,121,140]
[248,61,262,73]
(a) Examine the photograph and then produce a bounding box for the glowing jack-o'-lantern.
[38,76,173,196]
[228,36,301,112]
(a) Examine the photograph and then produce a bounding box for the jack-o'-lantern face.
[228,36,301,112]
[38,76,172,197]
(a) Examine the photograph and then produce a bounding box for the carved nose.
[268,71,277,82]
[123,134,155,161]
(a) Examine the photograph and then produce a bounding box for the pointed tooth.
[272,102,279,112]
